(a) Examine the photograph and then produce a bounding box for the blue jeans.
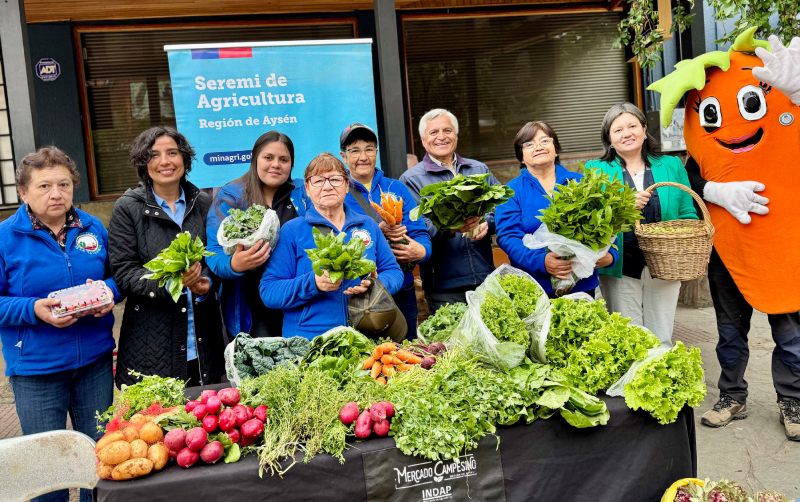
[10,351,114,502]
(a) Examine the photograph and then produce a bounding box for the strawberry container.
[48,281,112,318]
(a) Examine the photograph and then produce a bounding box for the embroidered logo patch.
[75,232,101,254]
[351,228,373,249]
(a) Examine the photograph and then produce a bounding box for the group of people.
[1,95,797,500]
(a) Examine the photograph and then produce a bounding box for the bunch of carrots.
[370,190,404,226]
[362,342,422,385]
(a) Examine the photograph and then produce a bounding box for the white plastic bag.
[605,346,671,397]
[217,207,280,256]
[449,264,549,369]
[530,291,595,364]
[523,223,614,297]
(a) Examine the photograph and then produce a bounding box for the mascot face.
[685,51,799,181]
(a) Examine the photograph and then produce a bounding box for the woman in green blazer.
[586,102,698,347]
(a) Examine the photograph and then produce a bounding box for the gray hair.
[599,102,661,168]
[418,109,459,139]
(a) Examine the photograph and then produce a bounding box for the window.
[403,12,629,165]
[0,42,17,206]
[77,21,357,197]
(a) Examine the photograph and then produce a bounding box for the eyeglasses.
[345,147,378,158]
[522,138,554,150]
[307,175,347,188]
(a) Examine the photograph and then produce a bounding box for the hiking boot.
[777,398,800,441]
[701,394,747,427]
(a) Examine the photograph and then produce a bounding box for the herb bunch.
[223,205,267,240]
[305,228,376,283]
[538,167,640,251]
[95,370,187,431]
[141,231,215,301]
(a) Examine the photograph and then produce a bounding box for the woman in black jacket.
[109,126,224,388]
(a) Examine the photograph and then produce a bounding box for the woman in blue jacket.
[496,122,618,297]
[0,147,118,502]
[260,153,404,339]
[206,131,306,338]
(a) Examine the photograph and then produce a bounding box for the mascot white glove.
[753,35,800,107]
[704,181,769,224]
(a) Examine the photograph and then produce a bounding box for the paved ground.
[1,302,798,498]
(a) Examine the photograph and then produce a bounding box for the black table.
[95,382,696,502]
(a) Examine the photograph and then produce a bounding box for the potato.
[98,440,131,465]
[129,414,150,424]
[122,427,140,442]
[129,439,148,459]
[139,422,164,444]
[147,443,170,470]
[97,460,115,480]
[95,431,125,454]
[111,458,153,481]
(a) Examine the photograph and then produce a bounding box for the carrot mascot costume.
[649,28,800,440]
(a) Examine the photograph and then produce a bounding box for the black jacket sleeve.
[684,156,707,199]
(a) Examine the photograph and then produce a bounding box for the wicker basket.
[634,182,715,281]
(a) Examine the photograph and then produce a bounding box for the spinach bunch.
[223,205,266,240]
[480,296,531,350]
[410,173,514,231]
[538,167,640,251]
[300,328,375,383]
[499,274,543,318]
[305,228,376,283]
[140,231,215,302]
[418,302,468,343]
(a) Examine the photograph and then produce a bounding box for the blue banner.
[166,40,379,188]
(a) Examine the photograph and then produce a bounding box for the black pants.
[393,281,419,341]
[708,248,800,402]
[425,286,474,316]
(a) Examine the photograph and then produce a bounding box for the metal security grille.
[78,22,356,196]
[403,12,630,165]
[0,41,18,206]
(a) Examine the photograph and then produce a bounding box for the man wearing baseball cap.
[339,123,431,338]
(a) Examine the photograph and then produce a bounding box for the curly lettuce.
[546,299,611,368]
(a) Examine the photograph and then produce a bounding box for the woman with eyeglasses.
[495,121,618,297]
[259,153,404,339]
[206,131,307,338]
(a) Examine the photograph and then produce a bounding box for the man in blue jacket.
[400,109,500,313]
[339,123,432,335]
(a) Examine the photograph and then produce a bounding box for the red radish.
[199,390,217,405]
[205,396,222,414]
[240,418,264,438]
[169,449,179,460]
[380,402,395,419]
[177,447,199,468]
[217,388,241,407]
[240,436,256,447]
[254,405,268,422]
[227,429,240,443]
[185,427,208,451]
[185,400,200,413]
[373,419,390,436]
[218,409,236,432]
[200,441,224,464]
[164,428,187,452]
[192,404,208,420]
[202,414,219,433]
[245,406,254,420]
[355,410,373,439]
[369,403,386,422]
[232,405,248,427]
[339,402,360,425]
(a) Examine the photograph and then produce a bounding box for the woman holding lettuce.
[587,103,697,346]
[206,131,306,338]
[496,121,618,298]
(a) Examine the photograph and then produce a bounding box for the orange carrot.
[396,363,413,371]
[382,364,396,377]
[381,354,395,365]
[370,361,383,379]
[376,377,387,385]
[389,354,404,365]
[395,349,416,362]
[395,197,403,223]
[380,342,397,353]
[362,356,376,370]
[372,346,384,359]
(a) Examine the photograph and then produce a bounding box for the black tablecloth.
[95,382,696,502]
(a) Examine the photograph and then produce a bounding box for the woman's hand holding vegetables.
[344,270,377,296]
[545,252,573,280]
[390,235,426,263]
[188,277,210,297]
[86,278,115,317]
[470,221,489,242]
[230,240,271,273]
[594,252,614,269]
[33,298,78,328]
[451,216,481,235]
[634,190,651,210]
[315,270,343,292]
[182,261,202,290]
[379,221,407,240]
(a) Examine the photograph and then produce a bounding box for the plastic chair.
[0,430,98,502]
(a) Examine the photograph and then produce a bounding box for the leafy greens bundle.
[223,205,267,240]
[305,228,376,283]
[624,341,706,424]
[418,302,468,343]
[410,173,514,231]
[481,296,531,350]
[538,167,640,251]
[499,274,543,318]
[546,298,611,368]
[141,231,215,302]
[300,328,375,384]
[95,370,186,430]
[233,332,311,378]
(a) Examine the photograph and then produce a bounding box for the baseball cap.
[348,277,407,342]
[340,123,378,151]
